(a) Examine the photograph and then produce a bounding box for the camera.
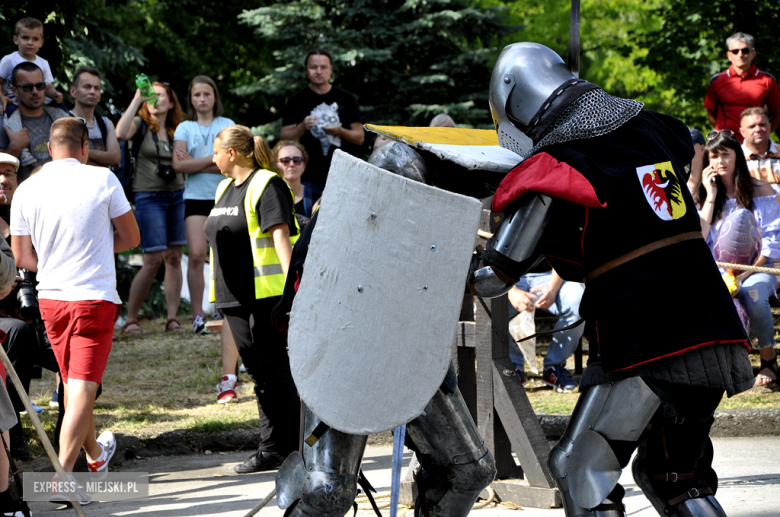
[155,164,176,183]
[16,268,39,319]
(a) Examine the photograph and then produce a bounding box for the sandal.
[121,321,143,335]
[754,356,778,387]
[165,318,184,332]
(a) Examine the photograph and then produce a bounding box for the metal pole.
[0,346,87,517]
[568,0,581,77]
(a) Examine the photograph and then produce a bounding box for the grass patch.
[20,319,259,458]
[17,321,780,460]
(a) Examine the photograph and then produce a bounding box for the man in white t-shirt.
[10,117,139,482]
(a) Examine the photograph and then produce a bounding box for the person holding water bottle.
[116,79,186,333]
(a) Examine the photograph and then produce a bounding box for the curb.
[123,408,780,457]
[538,408,780,439]
[21,408,779,472]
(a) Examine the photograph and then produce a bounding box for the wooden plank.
[456,321,476,348]
[492,358,555,488]
[574,337,583,375]
[492,479,561,508]
[457,346,477,421]
[459,294,474,322]
[399,480,417,507]
[475,209,514,479]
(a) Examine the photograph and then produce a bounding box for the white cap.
[0,153,20,172]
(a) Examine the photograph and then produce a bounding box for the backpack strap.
[69,110,108,150]
[129,119,148,178]
[94,115,108,150]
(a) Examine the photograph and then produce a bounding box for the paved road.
[27,437,780,516]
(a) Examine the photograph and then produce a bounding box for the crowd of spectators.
[692,31,780,388]
[3,16,780,514]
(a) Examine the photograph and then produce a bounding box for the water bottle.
[135,74,158,107]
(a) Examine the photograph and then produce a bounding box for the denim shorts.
[134,190,187,253]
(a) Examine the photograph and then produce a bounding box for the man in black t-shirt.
[280,49,364,192]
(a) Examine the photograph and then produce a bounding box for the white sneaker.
[216,375,238,403]
[87,431,116,476]
[192,314,207,334]
[50,473,91,506]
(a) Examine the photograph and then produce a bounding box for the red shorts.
[39,300,120,384]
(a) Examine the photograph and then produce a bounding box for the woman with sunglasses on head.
[696,129,780,387]
[172,76,236,335]
[272,140,318,226]
[206,125,301,472]
[116,81,186,333]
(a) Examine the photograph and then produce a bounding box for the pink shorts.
[39,300,120,383]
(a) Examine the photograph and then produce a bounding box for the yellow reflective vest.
[209,169,300,303]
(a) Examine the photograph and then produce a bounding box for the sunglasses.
[75,116,89,144]
[729,47,753,55]
[706,129,735,141]
[14,82,45,93]
[279,156,304,164]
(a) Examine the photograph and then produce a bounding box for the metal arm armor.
[471,192,553,298]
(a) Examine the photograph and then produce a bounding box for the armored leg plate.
[280,408,368,517]
[673,495,726,517]
[406,384,496,517]
[549,378,660,516]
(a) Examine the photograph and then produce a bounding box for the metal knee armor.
[548,377,661,517]
[277,408,368,517]
[405,366,496,517]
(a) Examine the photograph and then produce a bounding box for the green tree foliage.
[491,0,669,112]
[239,0,514,143]
[639,0,780,130]
[0,0,146,110]
[0,1,272,124]
[110,0,273,122]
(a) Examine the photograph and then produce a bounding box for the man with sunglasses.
[0,61,68,182]
[704,32,780,143]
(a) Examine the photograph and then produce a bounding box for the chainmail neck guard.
[523,88,644,159]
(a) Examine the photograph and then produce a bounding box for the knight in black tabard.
[472,42,753,517]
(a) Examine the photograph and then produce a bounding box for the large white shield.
[288,150,482,435]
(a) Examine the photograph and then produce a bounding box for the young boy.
[0,17,63,115]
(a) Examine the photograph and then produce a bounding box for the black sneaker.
[9,434,29,461]
[234,450,286,473]
[515,369,527,386]
[541,365,578,393]
[1,488,27,517]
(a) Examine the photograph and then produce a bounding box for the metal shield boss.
[288,151,483,435]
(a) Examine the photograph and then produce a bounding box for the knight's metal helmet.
[368,140,431,184]
[489,42,596,153]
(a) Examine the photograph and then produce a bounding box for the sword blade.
[568,0,581,78]
[390,424,407,517]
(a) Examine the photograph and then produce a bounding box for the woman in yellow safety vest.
[205,125,301,473]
